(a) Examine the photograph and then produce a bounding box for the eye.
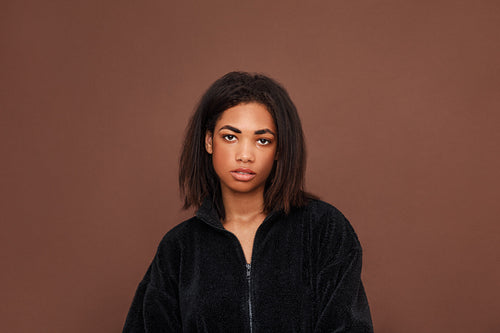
[223,134,237,142]
[257,138,271,145]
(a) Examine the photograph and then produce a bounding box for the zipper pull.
[246,263,251,279]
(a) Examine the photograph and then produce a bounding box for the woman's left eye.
[258,138,271,145]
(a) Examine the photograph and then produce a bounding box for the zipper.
[197,208,280,333]
[246,263,253,333]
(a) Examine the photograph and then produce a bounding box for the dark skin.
[205,102,277,263]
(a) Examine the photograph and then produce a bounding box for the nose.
[236,140,254,163]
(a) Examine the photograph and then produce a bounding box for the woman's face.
[205,102,277,197]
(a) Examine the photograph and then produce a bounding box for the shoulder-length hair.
[179,71,310,218]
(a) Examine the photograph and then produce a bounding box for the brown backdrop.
[1,1,499,332]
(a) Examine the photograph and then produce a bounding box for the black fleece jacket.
[123,199,373,332]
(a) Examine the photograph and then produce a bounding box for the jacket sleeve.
[314,247,373,332]
[123,238,182,333]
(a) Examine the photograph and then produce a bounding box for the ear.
[205,131,213,154]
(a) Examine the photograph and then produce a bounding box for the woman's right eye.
[223,134,236,141]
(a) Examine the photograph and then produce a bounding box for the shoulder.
[294,198,363,261]
[295,198,353,230]
[300,198,346,219]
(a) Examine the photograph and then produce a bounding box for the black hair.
[179,71,310,218]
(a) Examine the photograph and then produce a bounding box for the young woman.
[123,72,373,332]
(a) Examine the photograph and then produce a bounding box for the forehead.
[216,103,276,131]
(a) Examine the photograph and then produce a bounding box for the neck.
[221,188,265,225]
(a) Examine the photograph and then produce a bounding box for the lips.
[230,168,256,181]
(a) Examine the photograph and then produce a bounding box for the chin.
[223,182,264,195]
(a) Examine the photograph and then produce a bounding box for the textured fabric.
[123,199,373,332]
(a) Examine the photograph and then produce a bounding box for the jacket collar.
[195,198,224,230]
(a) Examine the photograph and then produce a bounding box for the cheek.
[261,149,277,172]
[211,146,232,172]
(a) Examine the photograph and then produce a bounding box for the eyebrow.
[255,129,275,135]
[218,125,275,136]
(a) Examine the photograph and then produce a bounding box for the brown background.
[1,1,499,332]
